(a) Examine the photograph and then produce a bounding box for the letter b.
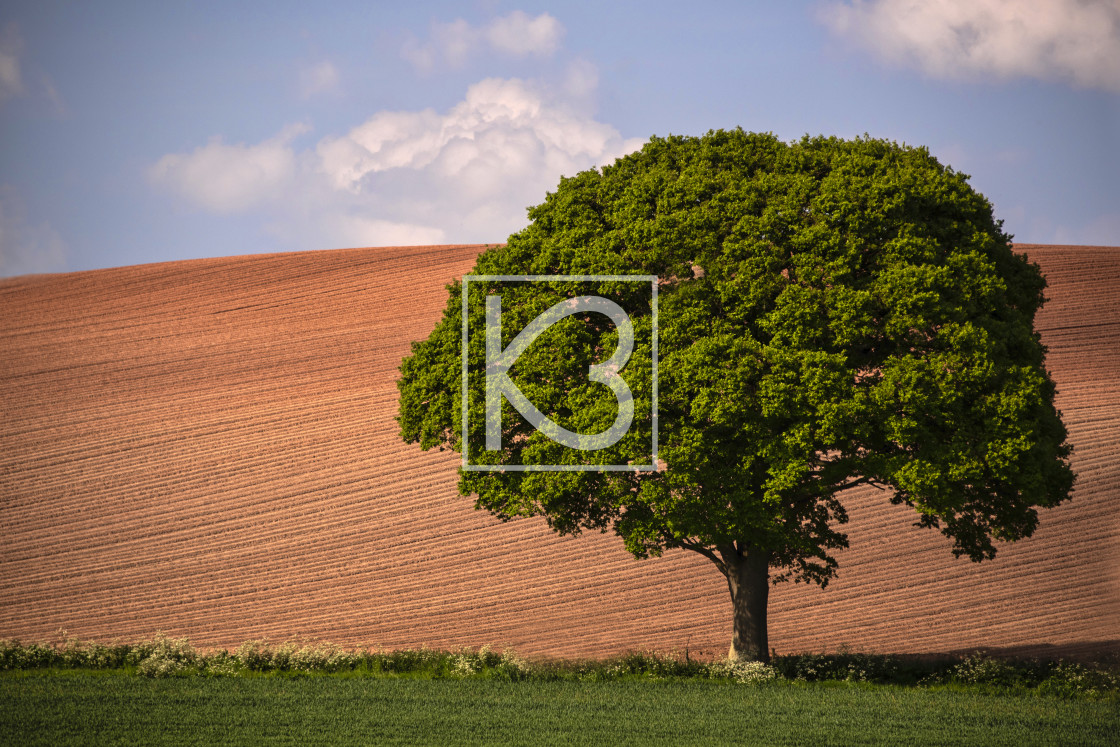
[485,294,634,451]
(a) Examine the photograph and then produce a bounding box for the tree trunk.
[720,544,770,663]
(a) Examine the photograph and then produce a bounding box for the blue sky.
[1,0,1118,277]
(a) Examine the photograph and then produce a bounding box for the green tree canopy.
[397,130,1074,661]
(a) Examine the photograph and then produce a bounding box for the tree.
[397,130,1075,662]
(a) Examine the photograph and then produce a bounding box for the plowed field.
[1,243,1117,659]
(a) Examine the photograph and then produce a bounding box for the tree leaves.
[396,129,1074,585]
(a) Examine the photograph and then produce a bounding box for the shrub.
[710,659,780,685]
[1,640,54,670]
[1038,661,1120,698]
[955,654,1019,686]
[135,633,197,678]
[772,652,914,684]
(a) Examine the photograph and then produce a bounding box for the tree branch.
[679,541,726,574]
[833,476,877,492]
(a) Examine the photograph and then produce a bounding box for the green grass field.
[2,670,1117,746]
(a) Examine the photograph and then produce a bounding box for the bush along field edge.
[1,632,1117,698]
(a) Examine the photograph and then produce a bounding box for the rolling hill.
[1,243,1117,659]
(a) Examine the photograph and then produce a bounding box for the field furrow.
[1,242,1117,659]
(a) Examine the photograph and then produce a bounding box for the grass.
[2,671,1118,746]
[1,635,1117,745]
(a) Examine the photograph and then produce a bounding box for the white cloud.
[820,0,1120,92]
[0,186,67,278]
[402,11,564,71]
[0,22,65,113]
[298,60,340,98]
[485,10,565,57]
[317,215,447,248]
[1051,211,1120,245]
[313,76,643,240]
[149,123,310,213]
[151,76,643,249]
[0,22,26,104]
[563,58,600,101]
[40,73,65,115]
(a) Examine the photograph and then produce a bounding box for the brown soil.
[1,242,1117,659]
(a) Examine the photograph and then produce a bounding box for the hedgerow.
[1,633,1115,698]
